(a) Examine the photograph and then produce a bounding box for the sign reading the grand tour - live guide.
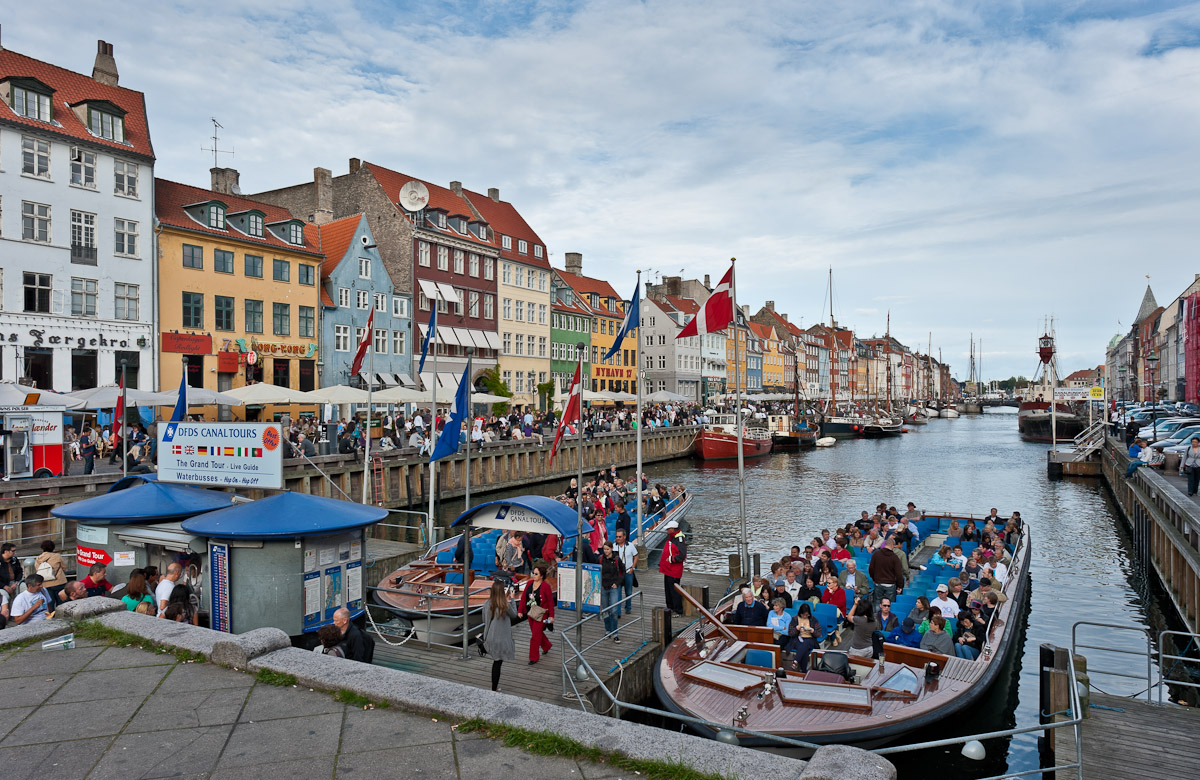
[157,422,284,488]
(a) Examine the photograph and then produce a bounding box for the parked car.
[1149,424,1200,450]
[1136,418,1197,441]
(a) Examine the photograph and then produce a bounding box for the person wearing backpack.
[35,541,68,604]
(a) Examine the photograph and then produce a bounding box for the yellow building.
[751,322,785,391]
[726,327,747,391]
[156,175,323,420]
[556,254,637,394]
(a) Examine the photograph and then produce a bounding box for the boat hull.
[1017,402,1085,443]
[820,419,867,439]
[696,430,774,460]
[772,431,818,451]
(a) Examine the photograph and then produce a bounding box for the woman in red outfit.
[519,564,555,664]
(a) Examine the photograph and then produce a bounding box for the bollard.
[701,585,710,611]
[1038,643,1056,768]
[728,553,741,581]
[752,553,761,577]
[653,606,673,641]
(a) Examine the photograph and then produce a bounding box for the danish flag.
[549,360,583,466]
[350,309,374,375]
[677,263,734,338]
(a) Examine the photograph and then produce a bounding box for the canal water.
[436,410,1173,778]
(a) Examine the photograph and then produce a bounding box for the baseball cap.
[936,584,949,593]
[902,617,916,632]
[969,599,983,609]
[664,520,678,530]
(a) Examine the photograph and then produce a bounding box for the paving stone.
[212,755,336,780]
[1,697,142,746]
[86,644,178,670]
[575,762,628,780]
[46,664,171,705]
[125,687,250,733]
[0,736,114,780]
[159,660,255,692]
[238,683,346,722]
[334,742,458,778]
[0,707,35,742]
[7,674,68,708]
[0,618,72,650]
[217,712,343,768]
[0,645,104,679]
[340,706,455,753]
[455,735,592,780]
[87,724,234,780]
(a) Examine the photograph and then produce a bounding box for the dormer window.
[8,79,54,122]
[289,223,304,245]
[518,239,528,254]
[88,107,124,142]
[502,235,513,250]
[534,245,543,258]
[209,204,226,229]
[248,213,264,237]
[590,293,599,308]
[437,212,447,228]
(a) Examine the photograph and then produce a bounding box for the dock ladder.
[371,455,385,506]
[1071,420,1107,461]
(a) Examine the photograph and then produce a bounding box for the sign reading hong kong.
[158,422,284,488]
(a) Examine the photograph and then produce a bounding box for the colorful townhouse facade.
[555,253,636,394]
[550,289,592,393]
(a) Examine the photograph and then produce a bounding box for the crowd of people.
[720,503,1021,670]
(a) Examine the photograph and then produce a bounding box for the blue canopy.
[181,492,387,539]
[451,495,593,537]
[51,479,237,525]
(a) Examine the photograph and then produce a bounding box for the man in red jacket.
[659,521,685,615]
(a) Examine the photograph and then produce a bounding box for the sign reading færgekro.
[157,422,284,488]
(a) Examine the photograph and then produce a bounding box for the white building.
[0,41,156,390]
[641,296,702,400]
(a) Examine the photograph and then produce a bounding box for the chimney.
[765,300,775,312]
[92,40,119,86]
[665,276,681,296]
[781,313,789,322]
[210,167,240,196]
[488,187,500,202]
[704,274,711,289]
[565,252,583,276]
[450,180,463,196]
[313,167,334,225]
[349,158,361,174]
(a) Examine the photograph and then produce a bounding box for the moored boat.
[861,416,904,437]
[939,407,960,418]
[767,414,819,451]
[696,414,774,460]
[1016,400,1084,443]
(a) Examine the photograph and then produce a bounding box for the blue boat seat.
[811,603,839,637]
[744,649,774,669]
[445,571,464,585]
[436,550,455,564]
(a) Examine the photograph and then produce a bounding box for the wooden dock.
[372,566,734,713]
[1055,691,1200,779]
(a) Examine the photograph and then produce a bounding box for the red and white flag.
[350,309,375,375]
[114,372,126,434]
[677,263,734,338]
[549,360,583,466]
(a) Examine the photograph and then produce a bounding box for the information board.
[210,542,231,632]
[556,561,602,613]
[158,422,284,488]
[301,531,365,632]
[303,570,323,629]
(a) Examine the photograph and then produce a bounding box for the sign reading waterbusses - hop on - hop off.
[157,422,284,488]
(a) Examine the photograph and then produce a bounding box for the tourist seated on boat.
[847,597,876,656]
[831,538,852,562]
[855,511,875,533]
[783,570,802,601]
[968,577,1007,605]
[963,554,983,590]
[948,545,968,571]
[727,588,769,626]
[838,559,869,597]
[796,575,822,604]
[931,545,954,567]
[961,521,980,543]
[771,578,793,609]
[966,598,985,625]
[864,528,884,552]
[808,537,825,562]
[932,584,960,618]
[767,598,791,647]
[904,502,922,523]
[820,529,838,550]
[907,596,931,628]
[749,575,770,602]
[920,615,954,655]
[886,617,922,648]
[849,529,866,549]
[920,605,942,634]
[820,577,849,617]
[814,550,838,586]
[500,532,529,575]
[990,539,1013,567]
[946,518,963,538]
[946,578,968,611]
[954,614,982,660]
[1002,522,1020,546]
[876,597,899,633]
[785,602,824,672]
[788,545,804,562]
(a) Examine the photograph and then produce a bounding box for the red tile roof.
[553,297,593,318]
[363,162,493,247]
[0,48,154,160]
[665,295,700,316]
[462,189,549,268]
[305,215,364,280]
[555,269,625,319]
[155,179,323,257]
[748,321,775,341]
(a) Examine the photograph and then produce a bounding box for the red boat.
[695,415,774,460]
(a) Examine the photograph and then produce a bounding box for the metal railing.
[1159,629,1200,704]
[2,515,69,554]
[366,578,492,653]
[1072,621,1156,702]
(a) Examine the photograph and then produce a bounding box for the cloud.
[5,0,1199,380]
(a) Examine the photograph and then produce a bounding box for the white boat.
[940,407,960,418]
[926,406,940,418]
[815,436,837,447]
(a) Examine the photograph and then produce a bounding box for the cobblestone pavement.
[0,639,631,780]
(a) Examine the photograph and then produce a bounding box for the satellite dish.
[398,180,430,212]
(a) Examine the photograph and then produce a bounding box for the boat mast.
[732,259,749,576]
[828,268,836,414]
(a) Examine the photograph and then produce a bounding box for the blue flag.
[418,307,437,375]
[169,368,188,422]
[430,365,470,463]
[603,280,640,363]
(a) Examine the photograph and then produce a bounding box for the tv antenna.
[202,118,234,168]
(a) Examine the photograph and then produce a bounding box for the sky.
[7,0,1199,381]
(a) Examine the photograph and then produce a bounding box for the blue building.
[308,215,413,389]
[746,329,764,393]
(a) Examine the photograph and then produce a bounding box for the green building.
[550,287,593,395]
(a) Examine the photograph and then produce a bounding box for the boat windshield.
[777,680,872,709]
[683,662,764,692]
[879,666,921,695]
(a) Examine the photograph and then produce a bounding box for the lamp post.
[1147,350,1160,442]
[1117,365,1127,440]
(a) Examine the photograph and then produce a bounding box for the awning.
[417,279,439,300]
[116,523,201,554]
[437,372,459,390]
[483,331,502,350]
[468,331,490,349]
[436,283,460,304]
[181,492,387,539]
[452,327,474,348]
[398,373,416,387]
[51,478,238,524]
[451,495,593,537]
[358,371,375,386]
[420,372,436,392]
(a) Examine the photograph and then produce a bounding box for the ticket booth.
[1,405,66,479]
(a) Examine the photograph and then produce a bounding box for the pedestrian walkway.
[0,639,630,779]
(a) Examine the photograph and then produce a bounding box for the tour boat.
[654,511,1030,748]
[696,414,774,460]
[766,414,819,451]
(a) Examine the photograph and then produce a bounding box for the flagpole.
[428,295,438,547]
[634,270,643,548]
[575,347,585,659]
[464,347,473,512]
[362,300,373,505]
[731,258,748,577]
[120,359,128,479]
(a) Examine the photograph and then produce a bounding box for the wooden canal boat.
[654,512,1031,747]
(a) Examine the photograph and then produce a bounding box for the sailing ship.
[1017,324,1083,443]
[697,413,774,460]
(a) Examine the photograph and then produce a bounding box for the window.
[245,299,263,333]
[289,223,304,244]
[182,292,204,328]
[517,334,526,355]
[484,258,494,280]
[436,296,448,314]
[539,336,547,357]
[392,297,409,318]
[182,244,203,269]
[335,324,350,351]
[515,300,524,322]
[70,148,96,188]
[454,250,464,274]
[299,306,315,337]
[375,293,386,312]
[359,257,370,278]
[539,271,547,291]
[419,290,429,311]
[469,291,480,318]
[13,86,51,121]
[22,201,51,243]
[484,294,494,319]
[534,244,544,259]
[114,283,138,320]
[272,259,290,282]
[503,298,512,319]
[248,213,264,237]
[502,235,512,250]
[515,373,525,393]
[357,290,369,310]
[374,329,388,353]
[214,295,234,331]
[298,263,315,285]
[437,246,448,271]
[213,248,233,273]
[21,137,50,177]
[502,370,511,388]
[273,303,290,335]
[209,204,225,229]
[538,304,547,324]
[528,302,536,322]
[339,288,351,308]
[418,242,430,267]
[245,254,263,277]
[503,333,512,354]
[469,254,479,277]
[23,272,51,313]
[88,108,124,141]
[502,264,512,285]
[518,239,528,254]
[71,210,96,247]
[71,278,97,317]
[525,268,534,288]
[355,327,366,348]
[453,290,464,316]
[114,161,138,197]
[388,329,405,355]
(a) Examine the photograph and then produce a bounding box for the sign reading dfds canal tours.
[158,422,284,488]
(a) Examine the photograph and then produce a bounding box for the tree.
[536,380,556,412]
[478,367,513,414]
